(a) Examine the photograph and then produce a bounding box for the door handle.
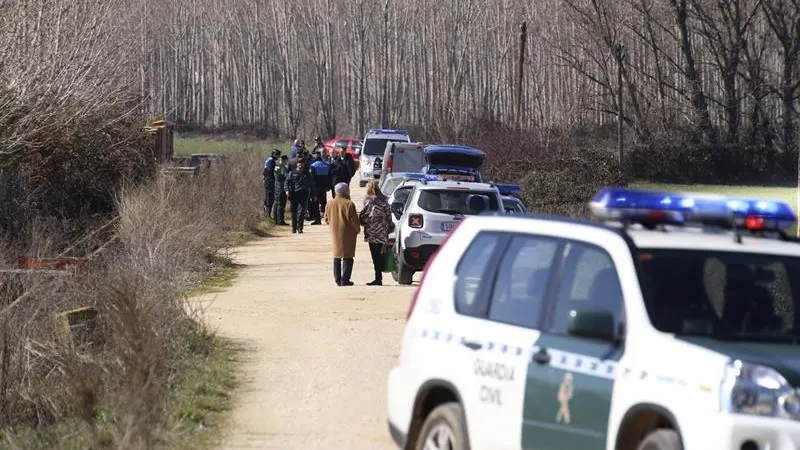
[532,348,551,365]
[461,340,483,351]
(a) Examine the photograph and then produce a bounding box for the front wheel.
[636,429,682,450]
[414,402,469,450]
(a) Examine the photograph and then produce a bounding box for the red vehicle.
[323,137,363,167]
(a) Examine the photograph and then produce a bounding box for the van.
[358,129,411,187]
[421,144,486,182]
[377,142,428,186]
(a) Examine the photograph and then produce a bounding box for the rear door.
[463,234,563,450]
[393,144,427,173]
[522,240,625,450]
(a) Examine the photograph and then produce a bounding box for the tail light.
[386,155,393,173]
[406,219,464,321]
[408,214,423,228]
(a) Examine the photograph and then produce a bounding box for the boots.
[341,258,354,286]
[333,258,342,285]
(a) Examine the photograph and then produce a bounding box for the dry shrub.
[0,150,266,448]
[466,125,624,217]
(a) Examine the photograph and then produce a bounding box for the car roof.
[366,128,409,137]
[424,145,485,157]
[416,181,498,191]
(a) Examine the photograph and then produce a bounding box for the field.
[174,134,292,156]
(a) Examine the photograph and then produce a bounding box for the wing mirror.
[568,310,620,343]
[391,202,404,219]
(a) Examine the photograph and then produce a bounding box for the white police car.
[387,186,800,450]
[359,129,411,187]
[390,177,507,285]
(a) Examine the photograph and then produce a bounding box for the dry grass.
[0,149,268,449]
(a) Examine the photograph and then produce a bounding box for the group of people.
[262,137,392,287]
[263,137,357,233]
[324,180,392,286]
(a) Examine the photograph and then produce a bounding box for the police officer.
[330,153,346,199]
[310,151,332,225]
[263,149,280,218]
[272,155,290,226]
[284,159,314,234]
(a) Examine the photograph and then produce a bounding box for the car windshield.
[638,249,800,342]
[503,199,524,213]
[364,138,405,156]
[417,189,500,215]
[393,186,414,206]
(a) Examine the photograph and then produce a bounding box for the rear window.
[417,189,500,215]
[364,138,406,156]
[638,249,800,342]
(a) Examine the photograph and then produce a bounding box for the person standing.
[284,159,313,234]
[343,151,357,183]
[263,149,280,218]
[324,182,360,286]
[289,139,301,159]
[310,151,332,225]
[272,155,290,225]
[313,136,325,155]
[330,154,345,199]
[359,180,392,286]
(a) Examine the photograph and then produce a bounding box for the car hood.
[680,336,800,386]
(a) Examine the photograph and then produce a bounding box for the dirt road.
[196,182,412,449]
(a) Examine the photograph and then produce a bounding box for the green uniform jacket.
[274,165,289,191]
[284,170,313,197]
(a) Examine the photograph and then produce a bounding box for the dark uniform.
[310,155,332,224]
[272,156,289,225]
[330,155,347,199]
[284,164,313,233]
[263,150,280,217]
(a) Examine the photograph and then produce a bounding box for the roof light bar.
[493,183,522,196]
[590,187,797,232]
[367,128,409,135]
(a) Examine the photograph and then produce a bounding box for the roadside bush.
[0,150,265,449]
[466,126,624,217]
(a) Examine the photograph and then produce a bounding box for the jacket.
[274,164,289,191]
[324,195,360,258]
[263,157,277,186]
[359,195,392,244]
[310,158,333,189]
[284,170,313,196]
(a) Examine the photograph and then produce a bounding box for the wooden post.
[516,21,527,131]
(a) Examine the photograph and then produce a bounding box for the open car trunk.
[425,151,485,170]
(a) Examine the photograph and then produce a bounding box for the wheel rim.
[422,423,456,450]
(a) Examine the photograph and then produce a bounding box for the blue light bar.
[367,128,409,135]
[494,183,522,196]
[401,173,427,180]
[590,187,797,231]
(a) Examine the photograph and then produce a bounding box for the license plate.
[441,222,456,231]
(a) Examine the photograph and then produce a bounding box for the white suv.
[390,179,505,285]
[359,129,411,187]
[387,186,800,450]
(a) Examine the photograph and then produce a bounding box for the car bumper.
[402,245,439,271]
[686,414,800,450]
[387,366,413,449]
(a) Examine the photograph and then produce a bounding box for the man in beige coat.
[324,182,361,286]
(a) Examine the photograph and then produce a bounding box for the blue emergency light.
[590,187,797,232]
[367,128,409,135]
[493,183,523,196]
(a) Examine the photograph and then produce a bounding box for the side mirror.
[391,202,404,219]
[568,310,619,342]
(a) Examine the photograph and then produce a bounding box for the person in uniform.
[310,151,332,225]
[263,149,280,218]
[284,159,314,234]
[272,155,290,226]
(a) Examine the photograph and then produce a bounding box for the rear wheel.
[392,252,414,285]
[414,403,469,450]
[636,429,682,450]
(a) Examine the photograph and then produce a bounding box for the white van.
[358,129,411,187]
[378,142,428,186]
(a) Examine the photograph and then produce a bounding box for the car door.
[522,240,625,450]
[462,234,563,450]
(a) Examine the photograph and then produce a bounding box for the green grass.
[174,135,291,156]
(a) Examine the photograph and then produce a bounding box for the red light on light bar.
[744,215,765,230]
[648,211,667,221]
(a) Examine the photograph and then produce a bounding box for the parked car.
[421,144,486,182]
[359,129,411,187]
[323,137,363,167]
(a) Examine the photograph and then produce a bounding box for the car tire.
[397,262,414,285]
[359,180,367,188]
[414,402,469,450]
[636,429,682,450]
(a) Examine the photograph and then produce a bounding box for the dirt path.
[196,181,412,449]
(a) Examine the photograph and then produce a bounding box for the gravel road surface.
[197,181,413,449]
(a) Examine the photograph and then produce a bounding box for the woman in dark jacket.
[359,180,392,285]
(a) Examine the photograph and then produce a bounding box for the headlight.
[720,360,800,420]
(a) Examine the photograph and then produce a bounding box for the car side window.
[488,235,559,329]
[455,232,503,317]
[335,139,348,148]
[550,242,624,335]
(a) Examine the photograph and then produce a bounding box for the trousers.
[368,243,385,282]
[264,186,275,216]
[333,258,354,285]
[272,190,287,223]
[290,193,307,232]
